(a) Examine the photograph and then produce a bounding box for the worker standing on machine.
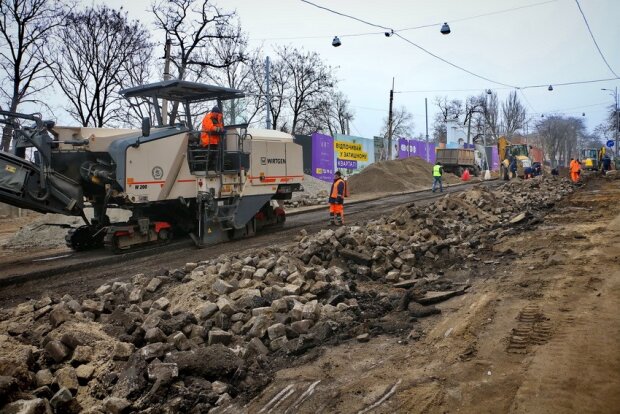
[201,106,224,171]
[328,171,345,226]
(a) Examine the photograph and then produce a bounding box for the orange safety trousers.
[570,172,579,183]
[329,203,344,222]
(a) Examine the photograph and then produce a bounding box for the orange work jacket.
[329,178,345,204]
[570,160,580,173]
[201,112,224,146]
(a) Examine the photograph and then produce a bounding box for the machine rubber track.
[65,225,105,251]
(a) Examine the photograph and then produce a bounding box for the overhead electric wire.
[574,0,619,79]
[254,30,382,41]
[285,0,557,41]
[397,0,557,32]
[518,89,537,113]
[396,87,511,94]
[520,76,620,89]
[394,33,518,88]
[300,0,392,31]
[299,0,519,88]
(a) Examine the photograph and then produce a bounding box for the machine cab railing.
[187,128,251,174]
[120,80,249,176]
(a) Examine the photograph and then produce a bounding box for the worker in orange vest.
[328,171,345,226]
[201,106,224,171]
[201,106,224,147]
[569,158,581,183]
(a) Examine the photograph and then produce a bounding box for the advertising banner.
[337,159,358,169]
[335,140,368,161]
[398,138,435,163]
[333,134,375,174]
[311,132,335,182]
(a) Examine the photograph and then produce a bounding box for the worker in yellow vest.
[328,171,345,225]
[432,162,443,193]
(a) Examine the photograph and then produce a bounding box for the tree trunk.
[1,125,12,152]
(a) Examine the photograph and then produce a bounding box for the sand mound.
[348,157,461,195]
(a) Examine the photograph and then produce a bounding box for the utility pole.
[602,87,619,164]
[387,78,394,160]
[425,97,429,162]
[161,38,172,126]
[265,56,271,129]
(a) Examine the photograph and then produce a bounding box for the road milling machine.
[0,80,303,252]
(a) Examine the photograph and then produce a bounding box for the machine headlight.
[521,159,531,168]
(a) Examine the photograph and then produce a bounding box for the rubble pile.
[5,209,132,250]
[283,190,328,208]
[284,174,329,208]
[0,177,574,413]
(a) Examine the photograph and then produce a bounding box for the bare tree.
[46,6,152,127]
[463,95,485,144]
[502,90,526,138]
[275,46,334,134]
[117,45,155,127]
[536,116,585,167]
[205,31,266,127]
[0,0,65,150]
[257,55,290,131]
[305,90,354,136]
[151,0,245,123]
[381,106,414,139]
[482,91,499,142]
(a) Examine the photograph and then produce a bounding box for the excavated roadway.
[0,180,500,309]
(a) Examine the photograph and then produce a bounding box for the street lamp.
[602,87,619,163]
[440,22,451,35]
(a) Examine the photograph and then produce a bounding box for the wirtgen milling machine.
[0,80,303,252]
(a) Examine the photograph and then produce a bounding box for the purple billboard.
[398,138,435,164]
[491,147,499,171]
[311,132,335,182]
[337,159,357,169]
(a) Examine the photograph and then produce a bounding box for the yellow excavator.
[580,148,599,171]
[497,136,532,180]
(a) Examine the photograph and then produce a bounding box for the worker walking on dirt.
[569,158,581,183]
[328,171,345,226]
[509,156,517,179]
[601,154,611,175]
[201,106,225,171]
[432,162,443,193]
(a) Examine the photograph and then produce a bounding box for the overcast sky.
[93,0,619,138]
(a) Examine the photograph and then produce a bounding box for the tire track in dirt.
[507,182,620,413]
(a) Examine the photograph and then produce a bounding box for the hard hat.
[211,106,222,113]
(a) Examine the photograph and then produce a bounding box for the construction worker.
[328,171,345,225]
[432,161,443,193]
[201,106,224,171]
[509,156,517,179]
[601,154,612,175]
[201,105,224,147]
[569,158,581,183]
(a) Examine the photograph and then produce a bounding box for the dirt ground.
[243,176,620,413]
